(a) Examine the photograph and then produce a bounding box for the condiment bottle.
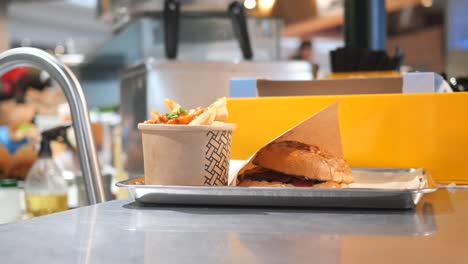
[24,126,69,217]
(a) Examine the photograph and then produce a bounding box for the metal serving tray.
[116,168,438,209]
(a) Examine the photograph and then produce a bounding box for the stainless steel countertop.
[1,189,468,264]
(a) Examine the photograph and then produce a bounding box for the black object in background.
[330,0,405,72]
[162,0,253,60]
[228,1,253,60]
[345,0,386,51]
[163,0,180,60]
[330,47,405,72]
[447,76,468,92]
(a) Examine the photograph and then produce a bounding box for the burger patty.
[240,167,320,187]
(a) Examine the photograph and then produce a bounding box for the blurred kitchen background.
[0,0,467,221]
[2,0,465,109]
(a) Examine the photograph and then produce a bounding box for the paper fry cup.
[138,123,236,186]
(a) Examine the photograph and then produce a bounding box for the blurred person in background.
[290,41,314,61]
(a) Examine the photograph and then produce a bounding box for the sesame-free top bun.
[252,141,353,184]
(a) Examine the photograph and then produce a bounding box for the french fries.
[144,98,228,126]
[151,110,162,120]
[210,97,228,122]
[164,99,181,112]
[189,107,216,125]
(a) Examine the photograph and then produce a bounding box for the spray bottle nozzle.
[39,123,73,158]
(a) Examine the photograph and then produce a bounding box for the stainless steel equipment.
[0,47,105,204]
[93,2,282,64]
[93,17,282,63]
[117,168,438,209]
[158,0,253,60]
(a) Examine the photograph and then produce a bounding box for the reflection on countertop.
[0,189,467,264]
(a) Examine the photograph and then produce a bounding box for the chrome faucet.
[0,47,106,204]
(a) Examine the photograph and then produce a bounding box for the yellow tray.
[227,93,468,185]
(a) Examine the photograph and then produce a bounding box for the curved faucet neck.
[0,47,106,204]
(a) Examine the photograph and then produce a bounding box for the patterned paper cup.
[138,123,236,186]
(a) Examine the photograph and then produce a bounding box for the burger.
[237,141,353,188]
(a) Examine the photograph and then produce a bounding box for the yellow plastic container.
[227,93,468,185]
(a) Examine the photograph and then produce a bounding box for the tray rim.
[116,167,439,195]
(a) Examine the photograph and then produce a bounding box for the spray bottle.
[25,125,72,217]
